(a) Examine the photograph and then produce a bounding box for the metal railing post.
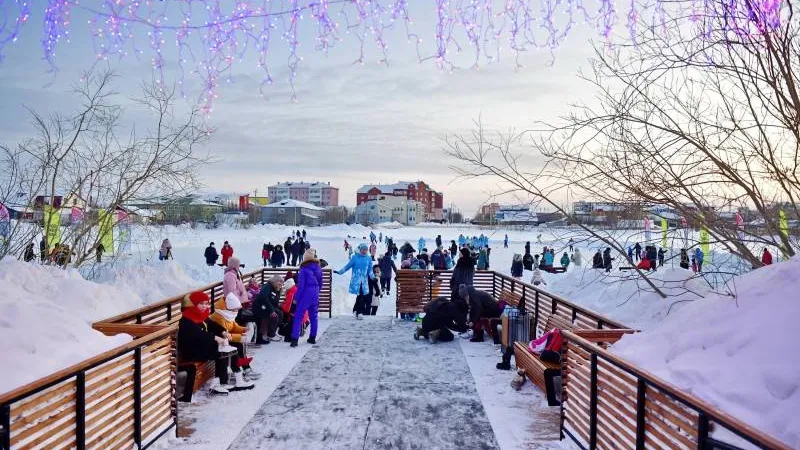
[520,284,526,311]
[166,303,172,321]
[136,313,142,324]
[698,412,709,450]
[589,353,598,450]
[76,372,86,450]
[1,403,10,450]
[492,272,497,297]
[210,286,216,313]
[636,378,646,449]
[134,347,142,448]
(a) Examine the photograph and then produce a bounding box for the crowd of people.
[177,244,324,400]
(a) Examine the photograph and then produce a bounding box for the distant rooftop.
[262,199,325,211]
[270,181,336,189]
[357,181,441,194]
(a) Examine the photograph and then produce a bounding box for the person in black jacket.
[177,291,235,400]
[603,248,614,272]
[204,242,219,266]
[399,242,415,261]
[291,239,304,266]
[646,245,658,271]
[592,250,603,269]
[449,240,458,257]
[378,252,397,294]
[435,234,442,249]
[414,297,468,343]
[449,247,475,301]
[458,284,503,343]
[633,242,642,261]
[522,247,534,271]
[270,245,285,268]
[253,276,285,343]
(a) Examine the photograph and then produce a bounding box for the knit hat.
[358,243,369,252]
[458,284,469,299]
[303,248,317,263]
[227,256,241,269]
[181,291,211,324]
[283,278,296,292]
[284,270,294,281]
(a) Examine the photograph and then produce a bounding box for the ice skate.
[243,367,261,380]
[208,378,230,395]
[229,372,255,391]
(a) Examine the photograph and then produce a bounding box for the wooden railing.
[561,331,791,450]
[395,269,627,333]
[0,325,177,450]
[93,266,333,334]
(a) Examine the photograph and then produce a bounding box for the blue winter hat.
[358,243,369,252]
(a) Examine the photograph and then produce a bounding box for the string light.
[0,0,785,111]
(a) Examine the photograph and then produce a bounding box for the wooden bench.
[178,360,216,394]
[498,289,522,308]
[514,314,634,405]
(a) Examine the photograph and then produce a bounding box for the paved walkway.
[228,317,501,450]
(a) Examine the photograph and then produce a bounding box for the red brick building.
[356,181,444,221]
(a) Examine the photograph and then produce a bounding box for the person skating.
[477,247,489,270]
[694,247,705,272]
[450,247,475,301]
[657,247,666,267]
[568,238,574,252]
[435,234,442,249]
[95,243,105,263]
[289,249,323,347]
[270,245,285,268]
[762,248,773,265]
[369,241,377,261]
[336,243,376,320]
[560,252,570,270]
[430,246,446,270]
[592,250,603,268]
[511,254,524,279]
[220,241,234,267]
[504,234,508,248]
[367,265,382,315]
[160,239,172,260]
[204,242,219,266]
[603,248,614,272]
[399,242,415,261]
[449,240,458,257]
[378,251,397,294]
[39,237,46,263]
[633,242,642,262]
[523,244,534,271]
[413,296,468,343]
[418,237,426,255]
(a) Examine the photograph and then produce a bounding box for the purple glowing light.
[0,0,786,112]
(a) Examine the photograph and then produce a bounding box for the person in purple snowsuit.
[289,248,322,347]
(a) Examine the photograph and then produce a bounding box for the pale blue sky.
[0,2,600,215]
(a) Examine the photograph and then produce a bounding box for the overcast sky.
[0,2,600,216]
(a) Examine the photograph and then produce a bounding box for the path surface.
[228,317,500,450]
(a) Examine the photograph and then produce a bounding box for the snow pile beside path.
[613,257,800,448]
[95,261,202,303]
[0,259,140,393]
[545,267,710,330]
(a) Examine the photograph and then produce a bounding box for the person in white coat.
[530,267,547,286]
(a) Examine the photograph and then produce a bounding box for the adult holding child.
[289,248,323,347]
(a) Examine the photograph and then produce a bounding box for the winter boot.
[470,328,485,343]
[413,327,424,341]
[230,372,255,391]
[356,313,363,320]
[307,337,317,345]
[243,367,261,380]
[429,329,441,344]
[496,350,513,371]
[511,368,527,391]
[208,378,230,396]
[290,340,298,348]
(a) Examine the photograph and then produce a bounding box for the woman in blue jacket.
[336,243,376,319]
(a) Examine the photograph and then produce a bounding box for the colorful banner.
[98,209,114,255]
[644,217,652,243]
[0,203,9,238]
[71,206,84,224]
[44,204,61,251]
[699,227,711,263]
[735,211,745,242]
[661,217,668,248]
[779,210,789,257]
[680,216,689,248]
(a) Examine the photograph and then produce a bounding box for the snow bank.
[0,259,141,393]
[93,261,203,304]
[613,257,800,448]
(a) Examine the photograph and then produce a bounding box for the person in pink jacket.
[223,257,248,311]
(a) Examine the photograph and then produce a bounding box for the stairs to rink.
[228,316,501,450]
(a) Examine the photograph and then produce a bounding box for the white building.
[494,205,538,224]
[355,195,425,225]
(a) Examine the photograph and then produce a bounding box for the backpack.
[529,328,564,363]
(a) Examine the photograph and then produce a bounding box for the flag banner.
[680,216,689,248]
[0,203,9,238]
[118,223,131,254]
[644,217,652,242]
[700,227,711,263]
[661,217,668,248]
[779,210,789,258]
[71,206,84,224]
[44,204,61,251]
[98,209,114,255]
[735,211,745,242]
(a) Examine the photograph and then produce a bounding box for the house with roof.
[261,199,324,226]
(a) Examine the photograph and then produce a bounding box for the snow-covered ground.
[1,222,795,448]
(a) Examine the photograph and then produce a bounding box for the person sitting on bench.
[458,284,504,343]
[177,291,238,401]
[210,293,260,383]
[413,296,469,343]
